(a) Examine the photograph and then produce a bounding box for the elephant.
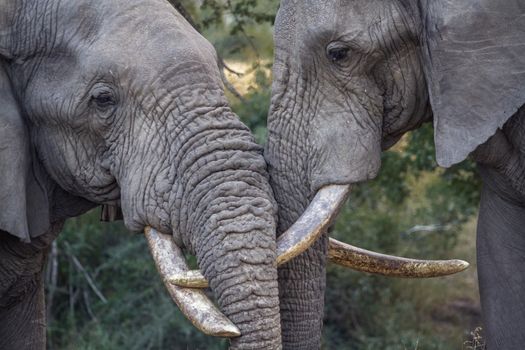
[264,0,525,349]
[0,0,311,348]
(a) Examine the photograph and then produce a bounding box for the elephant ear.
[420,0,525,167]
[0,61,51,242]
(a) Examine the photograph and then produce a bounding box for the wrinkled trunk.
[117,101,282,349]
[175,112,281,349]
[190,181,281,349]
[266,74,326,348]
[266,162,327,349]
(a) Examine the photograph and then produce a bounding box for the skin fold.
[266,0,525,348]
[0,1,281,349]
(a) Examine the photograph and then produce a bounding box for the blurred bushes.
[46,54,274,350]
[231,67,272,144]
[46,215,228,350]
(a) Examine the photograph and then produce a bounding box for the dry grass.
[463,327,487,350]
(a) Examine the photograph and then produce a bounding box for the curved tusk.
[275,184,351,265]
[169,185,351,288]
[328,238,469,278]
[168,183,469,288]
[144,227,240,337]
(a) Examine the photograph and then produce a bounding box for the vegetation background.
[45,1,484,349]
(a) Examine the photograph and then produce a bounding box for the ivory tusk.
[328,238,469,278]
[275,184,351,265]
[167,183,469,289]
[144,227,240,337]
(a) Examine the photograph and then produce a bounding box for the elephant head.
[265,0,525,348]
[0,1,284,348]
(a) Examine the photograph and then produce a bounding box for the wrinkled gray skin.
[265,0,525,348]
[0,1,281,349]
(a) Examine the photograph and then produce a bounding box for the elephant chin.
[167,185,470,290]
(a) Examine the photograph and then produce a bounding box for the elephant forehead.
[279,0,341,40]
[278,0,393,50]
[60,0,219,83]
[101,3,213,61]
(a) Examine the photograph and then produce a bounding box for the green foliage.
[200,0,276,32]
[46,213,227,350]
[182,0,278,60]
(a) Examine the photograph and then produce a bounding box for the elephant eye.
[91,85,117,110]
[95,93,114,107]
[327,45,350,63]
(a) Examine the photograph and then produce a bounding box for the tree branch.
[65,242,108,304]
[45,241,58,326]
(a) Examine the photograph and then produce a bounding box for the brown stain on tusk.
[328,238,469,278]
[168,270,209,289]
[144,227,240,337]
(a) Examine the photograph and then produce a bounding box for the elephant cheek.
[309,120,382,191]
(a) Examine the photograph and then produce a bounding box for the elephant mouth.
[144,185,469,338]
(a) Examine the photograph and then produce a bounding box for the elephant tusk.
[328,238,469,277]
[168,183,469,288]
[144,227,240,337]
[275,184,351,265]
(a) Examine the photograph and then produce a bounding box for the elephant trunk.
[118,104,282,348]
[264,162,325,349]
[190,182,281,349]
[263,99,325,348]
[175,113,281,349]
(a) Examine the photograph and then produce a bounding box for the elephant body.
[475,108,525,349]
[266,0,525,348]
[0,223,61,349]
[0,1,281,349]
